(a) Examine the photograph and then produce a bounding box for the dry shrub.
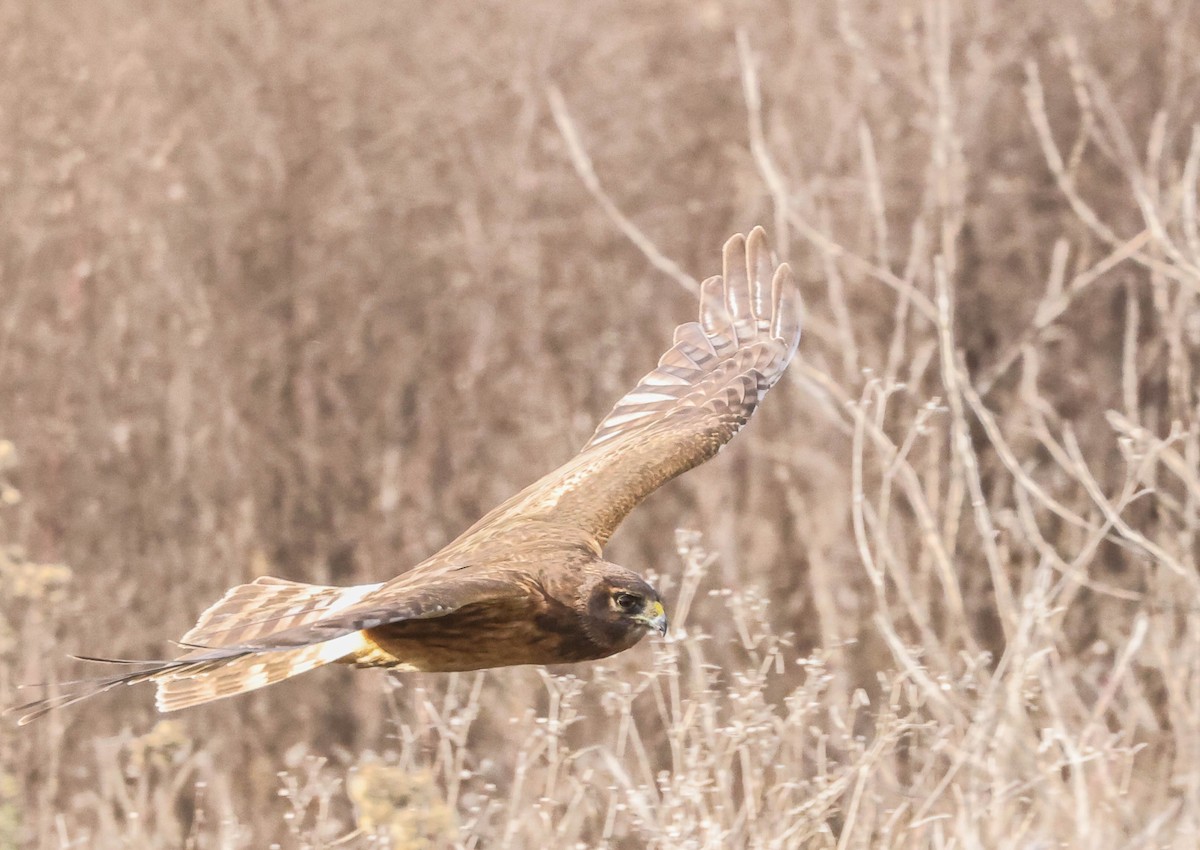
[3,0,1200,847]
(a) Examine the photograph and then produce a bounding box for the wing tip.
[581,225,801,454]
[771,261,803,359]
[745,225,770,274]
[722,232,747,285]
[729,227,803,359]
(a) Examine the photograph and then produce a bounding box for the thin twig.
[547,85,699,295]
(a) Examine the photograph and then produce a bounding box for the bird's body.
[14,227,801,724]
[359,566,650,672]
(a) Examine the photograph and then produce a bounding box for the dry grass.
[3,0,1200,846]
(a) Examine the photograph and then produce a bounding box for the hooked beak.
[636,600,669,636]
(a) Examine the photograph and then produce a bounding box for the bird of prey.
[15,227,801,724]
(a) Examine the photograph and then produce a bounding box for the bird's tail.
[12,575,381,724]
[155,629,371,713]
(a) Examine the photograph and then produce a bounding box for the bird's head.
[579,565,667,652]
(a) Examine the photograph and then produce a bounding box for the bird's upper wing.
[450,227,802,550]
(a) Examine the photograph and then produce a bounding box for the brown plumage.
[13,227,802,724]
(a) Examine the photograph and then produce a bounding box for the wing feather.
[180,576,383,648]
[454,226,802,547]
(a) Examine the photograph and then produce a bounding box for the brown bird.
[15,227,801,724]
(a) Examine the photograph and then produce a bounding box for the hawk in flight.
[16,227,801,724]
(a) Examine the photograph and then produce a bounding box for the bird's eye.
[614,593,640,611]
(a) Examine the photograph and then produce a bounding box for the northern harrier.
[16,227,801,724]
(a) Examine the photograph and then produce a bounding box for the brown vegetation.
[3,0,1200,846]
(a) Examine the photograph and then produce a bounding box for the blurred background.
[4,1,1200,847]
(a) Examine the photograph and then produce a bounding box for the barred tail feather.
[154,631,369,712]
[13,631,370,723]
[12,576,382,723]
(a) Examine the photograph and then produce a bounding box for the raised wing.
[454,226,801,549]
